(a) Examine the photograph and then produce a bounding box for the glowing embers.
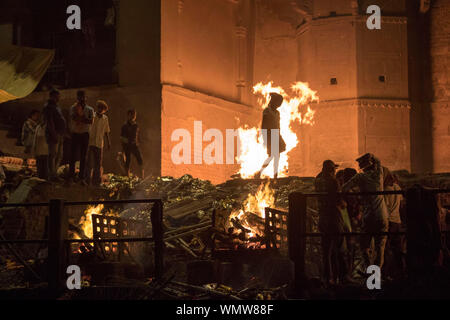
[237,81,318,179]
[264,207,288,255]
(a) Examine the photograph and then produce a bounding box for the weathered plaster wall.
[161,84,258,184]
[297,16,358,101]
[358,101,411,170]
[161,0,259,183]
[290,101,360,176]
[295,1,411,175]
[253,1,298,92]
[430,0,450,173]
[162,0,254,104]
[355,17,409,99]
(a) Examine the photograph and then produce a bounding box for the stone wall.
[253,0,298,91]
[430,0,450,173]
[162,0,254,105]
[161,84,258,184]
[294,1,411,175]
[358,101,411,170]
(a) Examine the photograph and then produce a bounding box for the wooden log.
[175,239,198,258]
[245,212,265,226]
[163,226,210,242]
[230,218,252,234]
[164,221,211,236]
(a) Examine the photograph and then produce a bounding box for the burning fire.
[77,204,104,238]
[237,81,318,178]
[228,181,275,239]
[75,204,118,239]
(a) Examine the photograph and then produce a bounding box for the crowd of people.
[20,89,145,186]
[314,154,406,285]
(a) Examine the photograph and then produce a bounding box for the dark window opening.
[379,75,386,82]
[330,78,338,85]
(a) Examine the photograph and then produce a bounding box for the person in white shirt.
[21,110,40,155]
[86,100,111,186]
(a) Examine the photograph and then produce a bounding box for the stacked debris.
[95,174,320,285]
[102,174,317,242]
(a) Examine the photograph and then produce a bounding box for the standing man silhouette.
[255,92,286,179]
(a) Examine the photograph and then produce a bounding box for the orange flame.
[75,204,118,239]
[237,81,318,178]
[78,204,104,238]
[229,181,275,238]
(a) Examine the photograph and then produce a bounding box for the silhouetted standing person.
[42,90,66,181]
[69,90,94,184]
[255,92,286,179]
[121,109,144,179]
[315,159,343,286]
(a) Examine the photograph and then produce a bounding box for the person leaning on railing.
[342,153,389,272]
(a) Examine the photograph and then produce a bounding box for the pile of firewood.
[100,174,318,254]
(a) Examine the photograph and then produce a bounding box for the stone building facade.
[429,0,450,173]
[0,0,448,183]
[161,0,414,182]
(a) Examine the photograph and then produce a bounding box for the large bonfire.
[229,81,318,240]
[237,81,319,179]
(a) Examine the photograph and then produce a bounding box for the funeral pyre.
[71,174,316,252]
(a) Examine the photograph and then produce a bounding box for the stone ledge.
[315,98,411,109]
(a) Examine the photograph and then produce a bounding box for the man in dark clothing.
[255,92,286,179]
[121,109,144,179]
[69,90,94,184]
[342,153,389,270]
[315,159,344,286]
[42,90,66,181]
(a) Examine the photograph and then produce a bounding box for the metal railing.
[0,198,164,295]
[287,188,450,293]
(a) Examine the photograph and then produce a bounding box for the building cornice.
[354,16,408,24]
[430,101,450,109]
[316,98,411,109]
[297,15,407,37]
